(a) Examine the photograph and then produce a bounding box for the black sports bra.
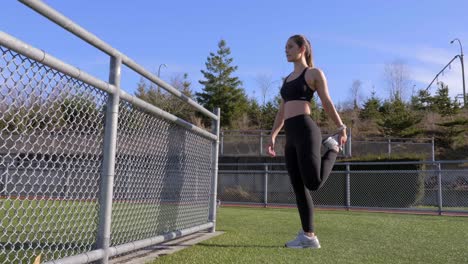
[280,68,314,102]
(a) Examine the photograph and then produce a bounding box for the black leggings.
[284,114,337,233]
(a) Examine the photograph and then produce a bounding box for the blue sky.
[2,0,467,107]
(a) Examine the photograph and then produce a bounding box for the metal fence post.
[220,131,224,156]
[260,131,264,156]
[96,56,121,264]
[348,128,352,157]
[346,164,351,210]
[209,108,221,233]
[264,164,268,207]
[388,138,391,157]
[431,137,435,162]
[437,162,443,216]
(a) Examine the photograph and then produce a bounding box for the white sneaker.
[322,134,342,153]
[285,231,321,249]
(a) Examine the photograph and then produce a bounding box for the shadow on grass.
[198,243,282,249]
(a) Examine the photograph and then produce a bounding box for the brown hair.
[289,35,314,68]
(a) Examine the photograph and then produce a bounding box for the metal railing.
[218,160,468,215]
[219,130,435,160]
[0,1,220,263]
[219,129,352,157]
[351,137,435,160]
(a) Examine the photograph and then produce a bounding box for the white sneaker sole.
[285,244,321,249]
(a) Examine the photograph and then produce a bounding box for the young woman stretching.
[267,34,347,248]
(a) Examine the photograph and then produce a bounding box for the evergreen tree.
[196,39,249,128]
[319,108,328,127]
[258,94,281,130]
[246,98,262,129]
[435,118,468,149]
[179,73,192,97]
[360,91,382,120]
[410,89,432,111]
[135,77,165,108]
[309,97,321,122]
[378,97,422,137]
[135,73,195,121]
[432,82,460,117]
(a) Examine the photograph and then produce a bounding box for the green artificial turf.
[152,207,468,264]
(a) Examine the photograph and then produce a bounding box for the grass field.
[152,207,468,264]
[2,199,467,263]
[0,198,206,263]
[0,198,99,263]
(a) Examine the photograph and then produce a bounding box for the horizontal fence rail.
[219,130,434,159]
[219,129,352,157]
[217,160,468,215]
[0,1,221,263]
[0,32,216,141]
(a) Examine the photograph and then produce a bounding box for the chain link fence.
[218,160,468,214]
[0,45,107,264]
[0,3,219,262]
[220,130,349,158]
[220,131,435,160]
[350,138,434,160]
[111,100,214,246]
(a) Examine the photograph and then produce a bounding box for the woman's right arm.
[270,99,285,139]
[267,100,285,157]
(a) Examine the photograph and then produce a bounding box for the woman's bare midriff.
[283,100,311,120]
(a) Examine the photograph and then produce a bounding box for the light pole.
[157,63,167,93]
[450,38,466,107]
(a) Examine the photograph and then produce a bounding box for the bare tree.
[350,79,362,109]
[170,73,192,97]
[167,73,194,120]
[135,73,194,121]
[384,60,411,101]
[346,79,363,130]
[255,74,276,106]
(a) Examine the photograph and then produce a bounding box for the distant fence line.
[217,160,468,215]
[219,130,435,160]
